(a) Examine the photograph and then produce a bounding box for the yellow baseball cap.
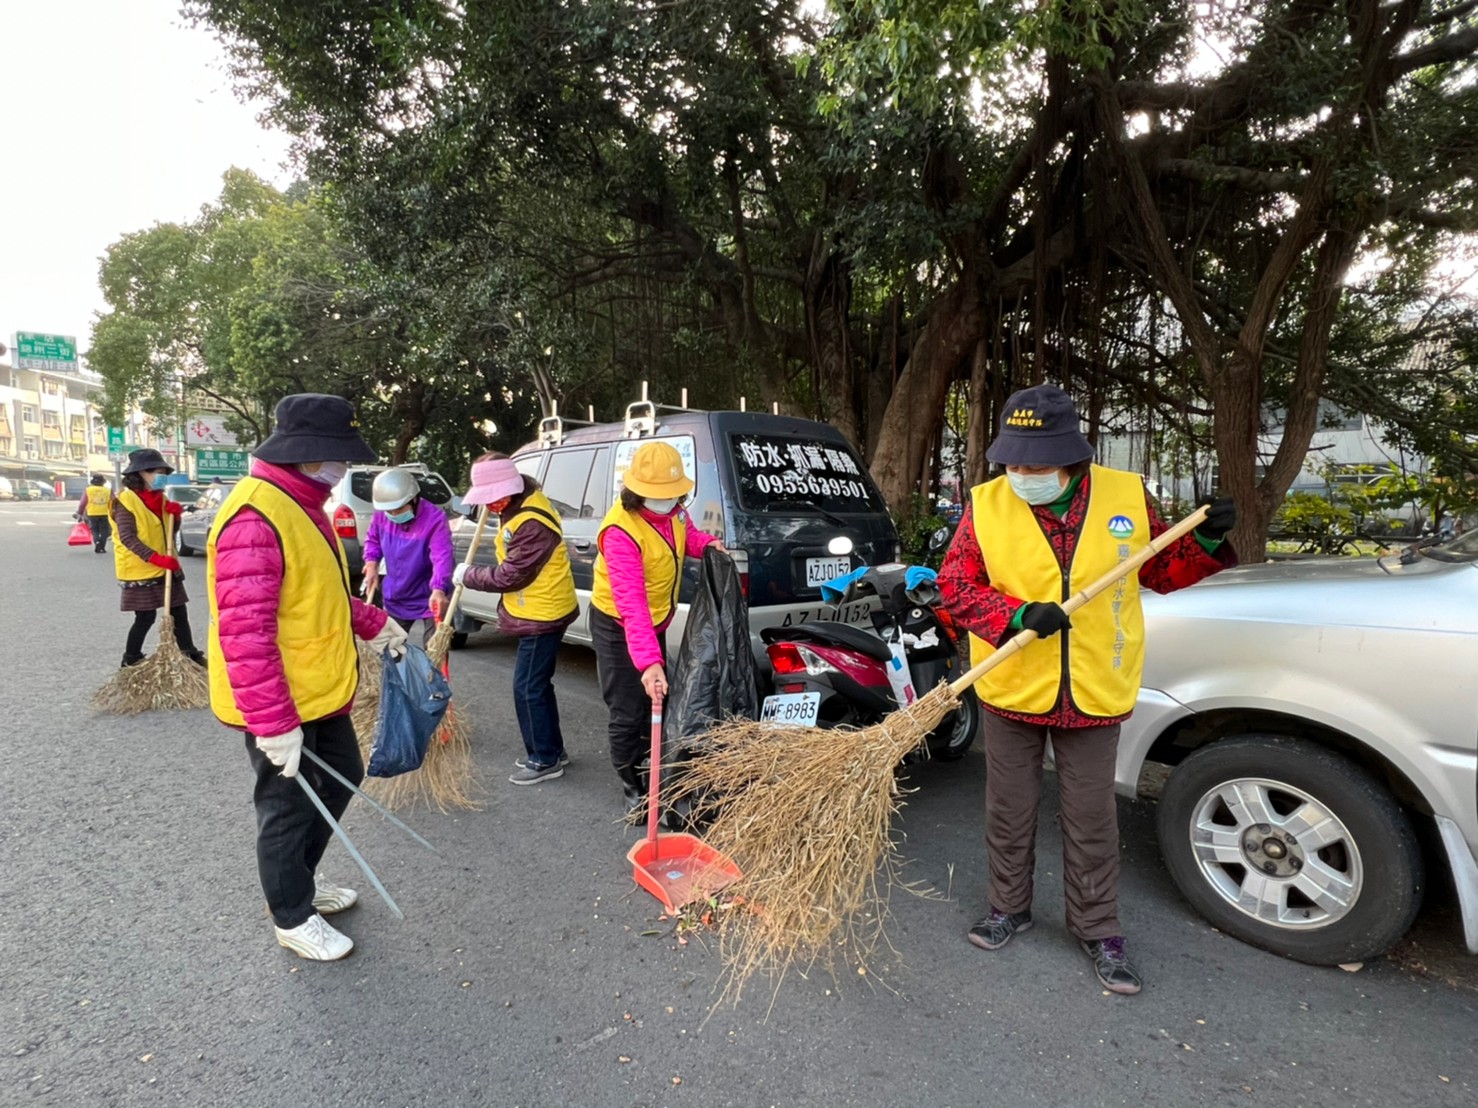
[623,441,694,498]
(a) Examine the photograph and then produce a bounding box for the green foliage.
[893,492,952,569]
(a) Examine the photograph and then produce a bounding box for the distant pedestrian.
[110,450,205,669]
[939,384,1237,996]
[454,454,578,785]
[76,474,112,553]
[207,394,408,962]
[361,467,454,646]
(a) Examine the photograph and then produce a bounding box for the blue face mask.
[149,473,170,490]
[1007,470,1065,506]
[387,506,415,524]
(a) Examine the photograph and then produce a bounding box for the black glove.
[1197,496,1237,541]
[1020,601,1072,639]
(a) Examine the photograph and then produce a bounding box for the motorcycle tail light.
[779,682,806,694]
[768,642,837,677]
[333,504,358,540]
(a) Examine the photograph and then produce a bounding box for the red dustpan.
[626,694,742,913]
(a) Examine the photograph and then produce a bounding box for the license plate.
[760,692,820,727]
[805,556,851,588]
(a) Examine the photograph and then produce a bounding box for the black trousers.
[244,714,363,929]
[591,606,666,769]
[126,605,198,657]
[86,515,109,549]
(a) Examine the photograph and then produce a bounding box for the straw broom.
[93,516,210,714]
[352,507,492,811]
[664,505,1211,1000]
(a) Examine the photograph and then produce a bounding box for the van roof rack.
[538,401,597,449]
[623,381,704,438]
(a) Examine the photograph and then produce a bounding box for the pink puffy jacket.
[213,459,388,737]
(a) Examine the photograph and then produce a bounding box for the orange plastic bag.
[67,521,92,546]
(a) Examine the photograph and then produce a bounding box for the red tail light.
[769,642,807,676]
[738,571,750,598]
[333,504,358,540]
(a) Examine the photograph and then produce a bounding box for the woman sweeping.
[938,384,1236,996]
[110,449,205,669]
[453,454,578,785]
[207,394,408,962]
[590,440,725,819]
[360,467,454,645]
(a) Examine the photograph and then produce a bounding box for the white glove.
[364,618,410,659]
[256,727,304,778]
[452,564,469,588]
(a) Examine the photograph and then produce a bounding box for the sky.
[0,0,295,360]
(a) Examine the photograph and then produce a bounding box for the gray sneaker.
[514,752,570,769]
[509,762,565,785]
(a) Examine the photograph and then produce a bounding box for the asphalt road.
[2,500,1474,1108]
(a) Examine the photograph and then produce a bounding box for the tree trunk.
[805,246,859,446]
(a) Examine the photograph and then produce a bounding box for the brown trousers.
[983,712,1123,941]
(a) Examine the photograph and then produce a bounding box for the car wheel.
[927,692,980,761]
[1156,735,1423,965]
[177,537,193,557]
[450,631,469,650]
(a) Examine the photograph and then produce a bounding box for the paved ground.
[2,500,1475,1107]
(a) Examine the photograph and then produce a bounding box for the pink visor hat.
[463,457,524,506]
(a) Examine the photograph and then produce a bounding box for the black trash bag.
[367,644,452,777]
[663,545,759,760]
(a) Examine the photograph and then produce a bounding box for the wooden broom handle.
[162,512,175,611]
[945,504,1211,696]
[438,504,493,627]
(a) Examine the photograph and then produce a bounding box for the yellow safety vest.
[967,466,1149,718]
[110,489,168,582]
[590,503,687,626]
[494,488,578,624]
[205,476,358,728]
[85,486,112,516]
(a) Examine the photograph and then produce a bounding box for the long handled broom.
[93,514,210,714]
[665,504,1211,999]
[356,507,492,811]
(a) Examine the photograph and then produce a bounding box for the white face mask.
[302,461,349,487]
[1007,470,1065,505]
[644,497,679,515]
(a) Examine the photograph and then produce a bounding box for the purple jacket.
[363,497,455,620]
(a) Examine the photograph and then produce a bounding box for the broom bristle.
[663,683,959,1002]
[92,614,210,715]
[425,620,455,668]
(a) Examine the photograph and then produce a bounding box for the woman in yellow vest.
[453,453,579,785]
[109,449,205,668]
[207,394,408,962]
[938,384,1236,995]
[591,440,726,818]
[75,473,112,553]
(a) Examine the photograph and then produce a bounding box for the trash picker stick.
[946,504,1211,696]
[295,775,405,919]
[301,748,439,854]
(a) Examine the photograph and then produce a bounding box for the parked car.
[325,464,460,580]
[0,477,13,501]
[15,480,58,500]
[1123,532,1478,965]
[176,483,236,556]
[449,401,901,676]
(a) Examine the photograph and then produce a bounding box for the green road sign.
[107,426,125,452]
[194,448,249,478]
[15,332,78,371]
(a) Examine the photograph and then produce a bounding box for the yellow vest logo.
[1005,408,1044,428]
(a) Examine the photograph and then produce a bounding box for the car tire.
[450,631,469,650]
[1156,735,1424,965]
[177,537,193,557]
[927,692,980,761]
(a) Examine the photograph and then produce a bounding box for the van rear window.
[729,434,885,514]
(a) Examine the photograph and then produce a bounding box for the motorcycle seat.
[761,620,894,663]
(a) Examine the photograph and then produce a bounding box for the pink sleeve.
[599,527,665,672]
[213,508,300,737]
[682,511,717,558]
[351,597,389,640]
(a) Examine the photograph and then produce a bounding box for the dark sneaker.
[967,909,1034,951]
[1081,936,1142,995]
[509,763,564,786]
[514,752,570,769]
[186,651,208,668]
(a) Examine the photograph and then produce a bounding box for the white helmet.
[372,467,419,512]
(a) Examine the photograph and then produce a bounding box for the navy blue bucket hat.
[253,394,377,465]
[986,384,1095,467]
[122,448,174,475]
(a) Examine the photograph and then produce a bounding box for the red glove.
[163,501,184,517]
[148,554,182,572]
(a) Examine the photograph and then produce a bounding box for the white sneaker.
[312,874,359,915]
[275,913,354,961]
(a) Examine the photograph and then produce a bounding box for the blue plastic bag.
[367,644,452,778]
